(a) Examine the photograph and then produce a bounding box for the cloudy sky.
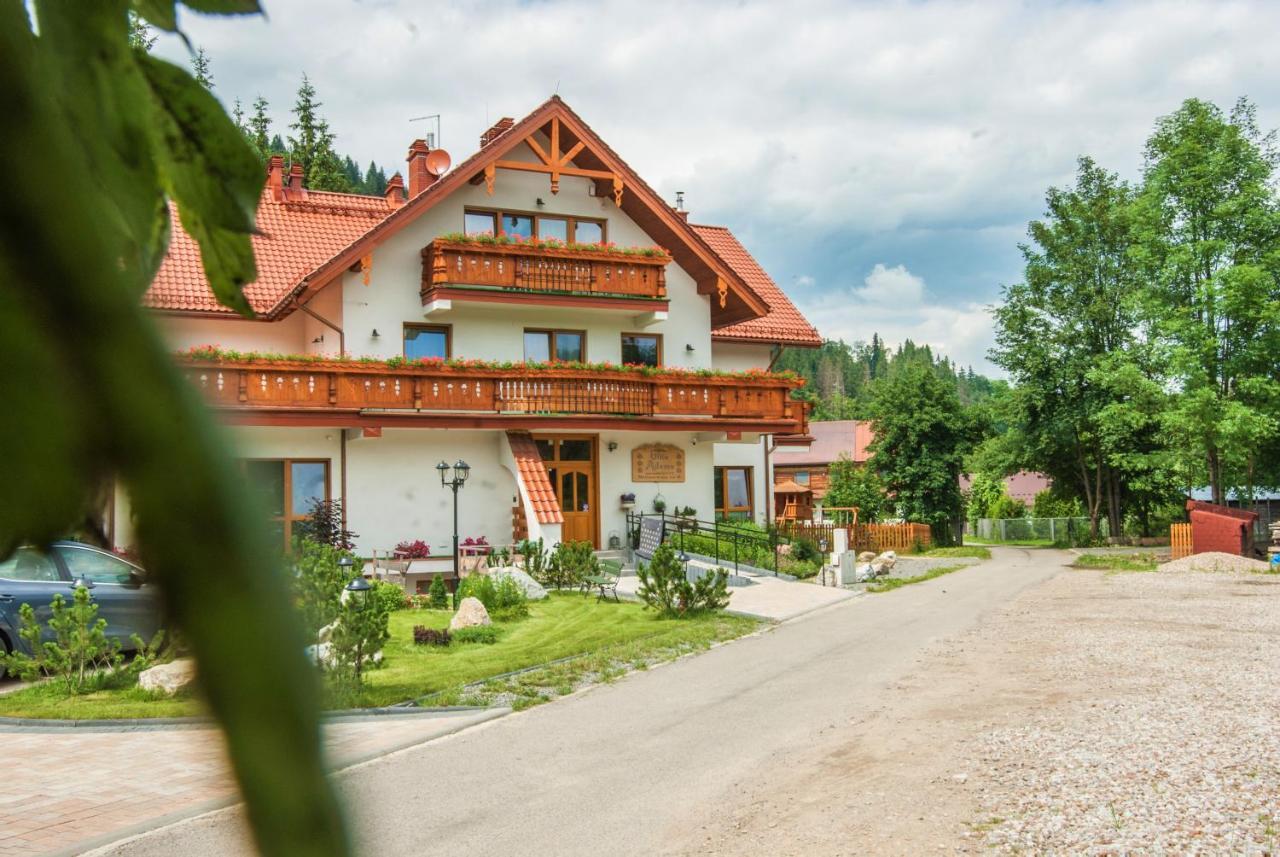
[155,0,1280,374]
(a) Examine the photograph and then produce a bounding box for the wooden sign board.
[632,443,685,483]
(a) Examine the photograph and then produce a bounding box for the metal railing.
[625,511,783,575]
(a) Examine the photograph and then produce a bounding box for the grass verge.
[923,546,992,560]
[1071,552,1159,573]
[867,563,968,593]
[0,593,759,719]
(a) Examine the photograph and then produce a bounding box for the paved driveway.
[92,547,1064,856]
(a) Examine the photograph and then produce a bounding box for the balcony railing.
[420,240,668,304]
[180,358,808,435]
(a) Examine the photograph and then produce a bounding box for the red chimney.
[385,172,405,208]
[480,117,514,148]
[285,162,307,201]
[406,139,433,198]
[267,154,285,201]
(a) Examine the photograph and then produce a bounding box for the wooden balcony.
[420,240,669,309]
[180,358,809,436]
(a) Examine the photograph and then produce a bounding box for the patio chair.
[585,558,623,603]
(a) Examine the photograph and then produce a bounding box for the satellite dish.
[425,149,451,177]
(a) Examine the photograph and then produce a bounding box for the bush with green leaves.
[329,593,390,686]
[635,543,730,618]
[292,498,356,552]
[370,579,407,614]
[789,537,821,564]
[451,625,499,645]
[517,537,550,582]
[427,574,449,609]
[456,573,528,619]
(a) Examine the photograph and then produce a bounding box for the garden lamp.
[438,459,472,608]
[345,575,371,605]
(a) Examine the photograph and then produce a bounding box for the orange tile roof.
[693,224,821,347]
[507,432,563,525]
[144,187,393,317]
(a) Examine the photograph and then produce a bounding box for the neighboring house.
[110,97,819,568]
[771,420,874,518]
[958,471,1053,507]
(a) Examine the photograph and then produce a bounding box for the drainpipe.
[763,435,774,524]
[292,296,345,356]
[340,430,349,532]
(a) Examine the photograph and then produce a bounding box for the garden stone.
[489,566,548,601]
[317,618,339,643]
[450,596,492,630]
[858,551,877,563]
[873,550,897,570]
[138,658,196,695]
[305,641,382,668]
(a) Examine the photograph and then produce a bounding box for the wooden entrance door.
[534,435,598,546]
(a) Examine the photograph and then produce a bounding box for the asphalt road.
[95,547,1067,857]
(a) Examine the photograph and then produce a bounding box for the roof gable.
[291,96,771,326]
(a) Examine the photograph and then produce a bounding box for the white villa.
[112,97,819,582]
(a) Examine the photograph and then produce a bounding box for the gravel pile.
[973,570,1280,853]
[1158,551,1271,574]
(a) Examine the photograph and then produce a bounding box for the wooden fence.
[779,521,933,553]
[1170,522,1192,559]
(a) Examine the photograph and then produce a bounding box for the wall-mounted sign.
[632,443,686,483]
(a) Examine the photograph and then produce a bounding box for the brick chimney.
[384,172,405,209]
[406,139,434,198]
[267,154,285,201]
[480,117,514,148]
[285,162,307,201]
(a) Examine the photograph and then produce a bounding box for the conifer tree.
[287,74,350,192]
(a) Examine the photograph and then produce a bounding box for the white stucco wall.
[160,312,308,354]
[709,342,775,524]
[710,341,773,372]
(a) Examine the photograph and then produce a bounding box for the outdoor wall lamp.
[685,343,695,352]
[371,328,381,339]
[536,197,546,208]
[607,441,618,452]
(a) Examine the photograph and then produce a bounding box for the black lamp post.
[344,574,370,604]
[438,459,471,608]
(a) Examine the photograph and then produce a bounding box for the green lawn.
[867,563,968,593]
[923,546,992,560]
[0,593,758,719]
[1071,552,1159,573]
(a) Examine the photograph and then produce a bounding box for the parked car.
[0,542,162,658]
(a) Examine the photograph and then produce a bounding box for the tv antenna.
[409,114,442,150]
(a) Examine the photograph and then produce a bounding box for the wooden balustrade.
[421,240,668,303]
[180,358,809,435]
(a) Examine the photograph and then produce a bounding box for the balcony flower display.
[437,231,670,259]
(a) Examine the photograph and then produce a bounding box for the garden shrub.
[457,573,529,619]
[635,543,730,618]
[413,626,451,646]
[544,540,597,590]
[293,538,351,636]
[789,536,820,564]
[517,538,550,582]
[394,539,431,559]
[1,586,123,694]
[294,498,357,551]
[370,579,408,613]
[428,574,449,609]
[451,625,499,645]
[330,593,391,685]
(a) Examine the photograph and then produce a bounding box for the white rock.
[858,551,877,563]
[873,550,898,570]
[138,658,196,695]
[450,596,492,630]
[488,567,548,600]
[317,619,339,644]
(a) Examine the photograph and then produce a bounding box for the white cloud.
[800,264,998,373]
[855,264,925,305]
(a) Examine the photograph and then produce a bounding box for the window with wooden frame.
[464,207,607,244]
[403,324,451,361]
[714,466,754,521]
[793,470,810,486]
[524,328,586,363]
[241,459,330,549]
[620,332,662,367]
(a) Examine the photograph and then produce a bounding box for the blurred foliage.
[0,2,347,855]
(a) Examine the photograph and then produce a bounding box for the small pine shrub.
[428,574,449,609]
[789,537,820,564]
[635,543,730,618]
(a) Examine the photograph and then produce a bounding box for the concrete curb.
[0,704,491,733]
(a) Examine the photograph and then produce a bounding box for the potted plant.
[676,505,697,520]
[620,492,636,510]
[652,496,667,514]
